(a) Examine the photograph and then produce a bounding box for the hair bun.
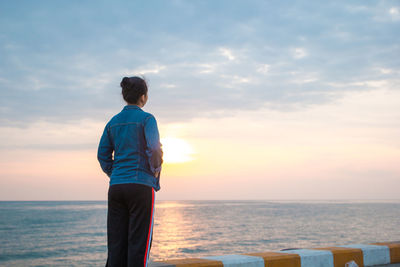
[120,77,131,88]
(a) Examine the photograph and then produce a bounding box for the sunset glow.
[0,1,399,201]
[160,137,195,164]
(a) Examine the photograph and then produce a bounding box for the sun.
[160,137,194,164]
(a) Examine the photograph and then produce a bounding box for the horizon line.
[1,198,400,202]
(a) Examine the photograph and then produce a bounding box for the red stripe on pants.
[144,188,154,267]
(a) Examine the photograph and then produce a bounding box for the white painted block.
[202,254,265,267]
[276,249,334,267]
[338,244,390,266]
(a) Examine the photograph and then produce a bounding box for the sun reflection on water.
[152,201,195,260]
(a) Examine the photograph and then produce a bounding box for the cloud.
[389,7,399,20]
[389,7,399,15]
[219,47,235,61]
[0,119,102,150]
[197,63,218,74]
[0,0,399,127]
[378,68,394,74]
[130,64,166,75]
[326,79,394,89]
[161,83,177,88]
[256,64,270,74]
[292,48,307,59]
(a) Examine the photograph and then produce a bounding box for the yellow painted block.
[371,242,400,263]
[246,251,301,267]
[158,258,224,267]
[312,247,363,267]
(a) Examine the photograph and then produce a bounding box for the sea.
[1,200,399,266]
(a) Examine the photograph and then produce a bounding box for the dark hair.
[120,76,148,104]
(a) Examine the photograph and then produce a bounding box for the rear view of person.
[97,76,163,267]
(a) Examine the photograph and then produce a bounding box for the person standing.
[98,76,163,267]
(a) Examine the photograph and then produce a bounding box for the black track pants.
[106,183,155,267]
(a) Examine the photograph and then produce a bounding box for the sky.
[0,0,399,200]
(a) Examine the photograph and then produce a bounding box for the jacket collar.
[123,104,142,110]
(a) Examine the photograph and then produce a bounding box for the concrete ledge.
[151,241,400,267]
[338,244,390,266]
[311,247,363,267]
[372,242,400,263]
[246,251,301,267]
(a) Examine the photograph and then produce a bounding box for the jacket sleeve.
[144,115,163,177]
[97,123,114,177]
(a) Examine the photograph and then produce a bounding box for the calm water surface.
[1,200,399,266]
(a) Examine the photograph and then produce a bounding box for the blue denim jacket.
[97,105,163,191]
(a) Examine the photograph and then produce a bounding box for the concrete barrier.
[151,241,400,267]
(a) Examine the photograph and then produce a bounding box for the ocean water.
[1,200,399,266]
